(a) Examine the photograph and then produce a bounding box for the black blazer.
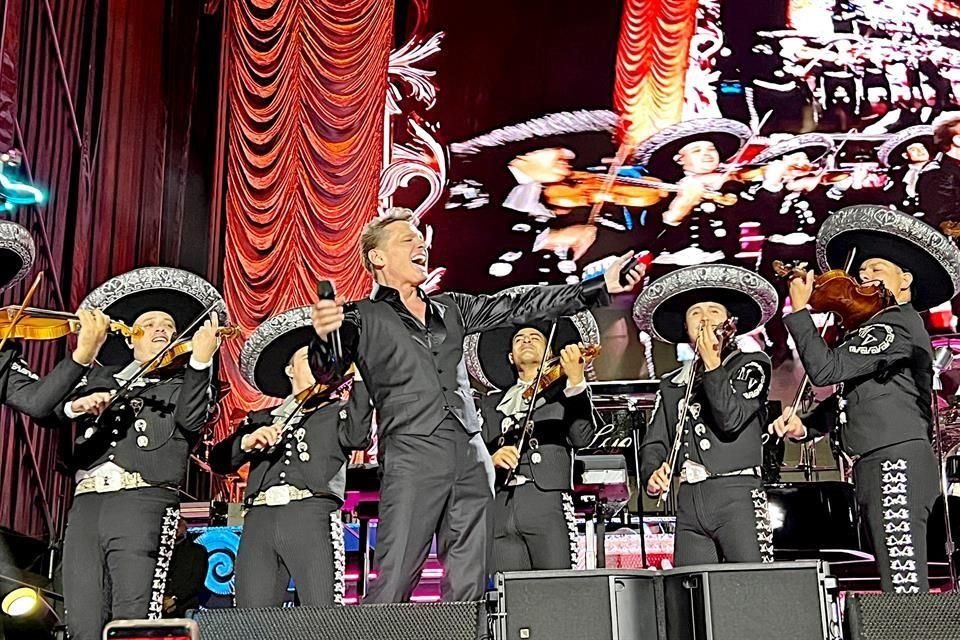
[0,346,89,419]
[480,384,595,492]
[61,363,214,487]
[785,305,933,457]
[640,350,771,485]
[210,379,372,504]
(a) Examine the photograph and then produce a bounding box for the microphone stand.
[933,350,957,590]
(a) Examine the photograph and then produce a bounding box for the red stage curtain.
[219,0,395,427]
[614,0,699,145]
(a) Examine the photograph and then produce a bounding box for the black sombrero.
[633,264,779,344]
[634,118,752,182]
[751,133,834,165]
[816,205,960,311]
[877,125,934,168]
[0,220,35,292]
[464,286,600,391]
[79,266,228,365]
[239,306,315,398]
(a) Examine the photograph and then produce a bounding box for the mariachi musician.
[210,306,371,608]
[636,264,778,565]
[465,295,599,572]
[918,111,960,231]
[632,118,752,271]
[771,206,960,593]
[877,125,934,216]
[0,221,111,418]
[57,267,226,640]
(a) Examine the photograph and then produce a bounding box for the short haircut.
[359,208,417,273]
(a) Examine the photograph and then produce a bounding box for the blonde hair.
[360,208,417,273]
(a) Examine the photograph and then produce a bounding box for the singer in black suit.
[308,208,642,603]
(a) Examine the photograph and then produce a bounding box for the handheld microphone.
[317,280,342,365]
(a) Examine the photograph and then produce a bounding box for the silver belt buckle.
[682,462,709,484]
[95,472,122,493]
[265,485,291,506]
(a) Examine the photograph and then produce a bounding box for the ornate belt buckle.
[682,462,709,484]
[265,485,291,506]
[95,472,122,493]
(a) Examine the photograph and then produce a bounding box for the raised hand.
[311,296,345,340]
[73,309,111,365]
[604,251,645,294]
[192,312,222,364]
[70,391,114,417]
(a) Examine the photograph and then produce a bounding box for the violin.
[146,326,240,373]
[772,261,895,332]
[0,306,142,341]
[543,171,738,209]
[521,343,601,400]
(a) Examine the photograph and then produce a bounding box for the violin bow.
[0,272,44,353]
[267,374,355,453]
[94,300,222,423]
[717,110,772,184]
[503,318,558,488]
[658,317,738,507]
[775,247,858,438]
[586,135,636,226]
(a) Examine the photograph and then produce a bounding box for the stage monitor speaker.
[494,569,664,640]
[845,592,960,640]
[194,601,484,640]
[661,560,836,640]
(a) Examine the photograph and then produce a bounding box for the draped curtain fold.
[614,0,699,145]
[219,0,394,430]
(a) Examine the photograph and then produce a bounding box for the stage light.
[1,587,40,617]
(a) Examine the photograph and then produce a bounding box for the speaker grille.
[847,593,960,640]
[195,602,484,640]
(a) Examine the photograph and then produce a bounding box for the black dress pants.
[673,476,774,566]
[234,495,343,607]
[491,482,576,572]
[854,439,939,593]
[63,487,180,640]
[365,419,495,603]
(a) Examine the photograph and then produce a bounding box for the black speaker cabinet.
[845,592,960,640]
[661,561,837,640]
[194,601,484,640]
[494,569,664,640]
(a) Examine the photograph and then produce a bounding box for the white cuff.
[63,401,83,419]
[564,381,587,397]
[189,356,213,370]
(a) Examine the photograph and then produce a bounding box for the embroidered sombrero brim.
[633,264,779,344]
[464,285,600,391]
[817,205,960,311]
[0,220,35,292]
[80,266,228,365]
[876,125,934,167]
[751,133,834,164]
[240,306,314,398]
[634,118,752,182]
